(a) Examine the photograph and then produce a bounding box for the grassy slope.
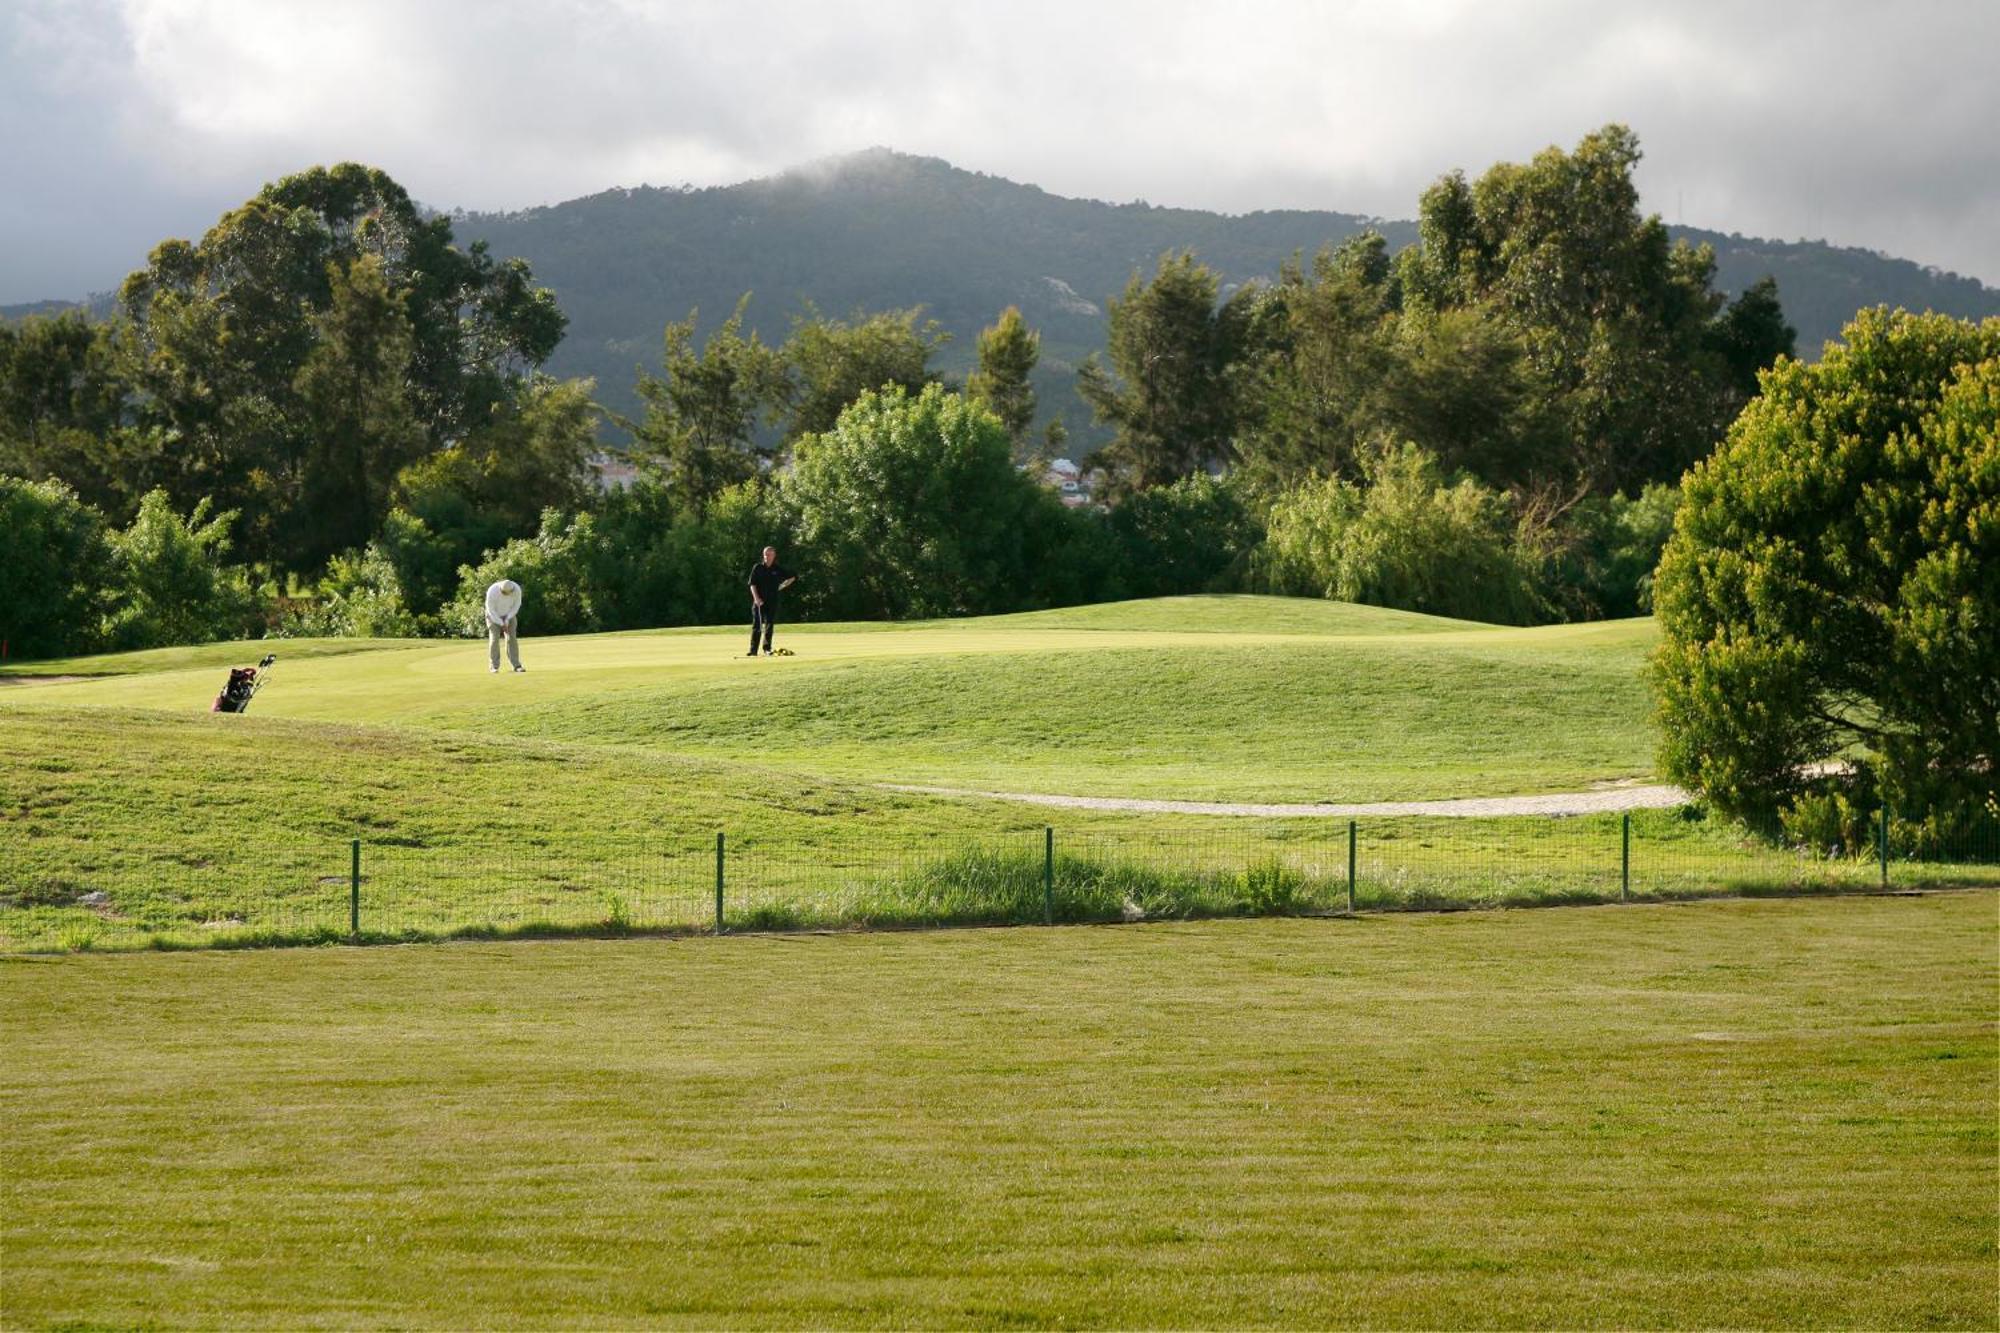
[0,598,1660,801]
[7,706,1968,951]
[4,896,1993,1328]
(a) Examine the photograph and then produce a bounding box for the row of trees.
[7,127,1775,659]
[8,377,1681,657]
[1077,126,1794,499]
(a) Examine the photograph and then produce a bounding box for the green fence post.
[349,838,361,937]
[1878,806,1889,889]
[715,832,726,934]
[1621,813,1630,902]
[1043,826,1055,925]
[1346,820,1357,914]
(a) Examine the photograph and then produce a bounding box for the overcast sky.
[4,0,1996,303]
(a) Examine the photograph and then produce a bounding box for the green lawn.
[8,706,1974,953]
[0,596,1661,801]
[4,895,1993,1328]
[7,598,1992,953]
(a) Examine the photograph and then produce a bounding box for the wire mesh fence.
[3,806,1996,953]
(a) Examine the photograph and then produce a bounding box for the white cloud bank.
[3,0,1996,301]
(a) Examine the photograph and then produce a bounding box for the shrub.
[782,383,1060,619]
[103,489,262,650]
[443,509,606,637]
[284,544,423,638]
[1529,483,1680,621]
[1255,443,1546,623]
[591,476,791,630]
[1106,472,1261,597]
[0,475,118,659]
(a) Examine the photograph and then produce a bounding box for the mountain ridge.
[11,148,1998,446]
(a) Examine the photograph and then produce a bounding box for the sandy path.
[883,781,1692,818]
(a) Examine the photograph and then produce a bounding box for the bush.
[589,476,789,630]
[782,383,1062,619]
[1254,444,1547,623]
[1106,472,1261,597]
[371,506,465,618]
[1529,483,1680,621]
[0,476,118,659]
[103,489,262,650]
[442,509,606,637]
[283,545,423,638]
[1652,308,1999,832]
[1023,501,1126,609]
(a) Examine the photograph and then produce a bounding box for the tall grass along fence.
[4,807,1997,953]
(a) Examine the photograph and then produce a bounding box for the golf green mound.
[0,596,1660,802]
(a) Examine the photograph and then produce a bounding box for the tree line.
[9,128,1791,656]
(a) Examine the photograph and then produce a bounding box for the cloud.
[2,0,1995,303]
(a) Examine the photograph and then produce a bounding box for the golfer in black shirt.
[747,546,797,656]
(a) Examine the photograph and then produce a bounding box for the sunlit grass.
[0,596,1661,801]
[3,896,1992,1328]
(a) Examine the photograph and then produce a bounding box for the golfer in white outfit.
[485,579,524,673]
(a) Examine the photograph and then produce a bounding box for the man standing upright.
[747,546,797,656]
[486,578,525,673]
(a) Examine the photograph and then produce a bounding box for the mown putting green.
[3,896,1992,1328]
[2,595,1658,801]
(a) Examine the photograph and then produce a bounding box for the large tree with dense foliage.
[1234,237,1400,488]
[1077,251,1256,491]
[633,297,788,515]
[0,311,153,520]
[780,305,948,440]
[1651,308,1999,847]
[781,383,1063,619]
[1235,232,1569,493]
[1397,125,1793,491]
[288,254,429,571]
[966,306,1039,450]
[117,163,566,571]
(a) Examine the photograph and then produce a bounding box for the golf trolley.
[210,653,277,714]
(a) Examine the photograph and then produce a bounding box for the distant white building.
[1038,458,1098,509]
[589,452,639,492]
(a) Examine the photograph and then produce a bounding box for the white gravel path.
[883,781,1692,818]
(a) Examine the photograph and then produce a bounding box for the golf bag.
[211,653,277,714]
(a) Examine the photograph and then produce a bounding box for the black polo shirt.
[748,562,793,604]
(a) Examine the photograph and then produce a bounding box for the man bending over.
[486,578,525,673]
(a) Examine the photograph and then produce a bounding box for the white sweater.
[484,580,522,627]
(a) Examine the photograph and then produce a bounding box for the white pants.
[487,620,521,670]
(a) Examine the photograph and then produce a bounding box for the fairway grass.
[3,895,1993,1328]
[10,708,1986,953]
